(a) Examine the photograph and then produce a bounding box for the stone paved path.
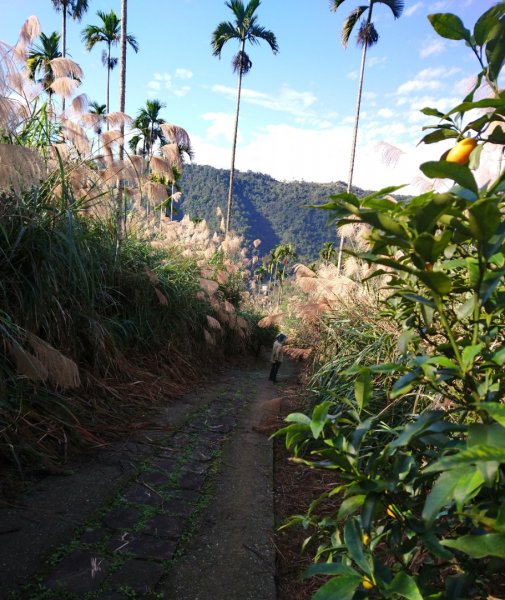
[3,360,291,599]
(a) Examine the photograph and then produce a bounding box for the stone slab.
[106,559,164,594]
[44,551,109,595]
[144,515,187,539]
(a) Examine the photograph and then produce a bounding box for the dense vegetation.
[0,16,272,483]
[180,164,357,260]
[277,4,505,599]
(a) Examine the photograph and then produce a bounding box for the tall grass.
[0,18,265,479]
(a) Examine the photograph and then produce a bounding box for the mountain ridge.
[179,163,371,260]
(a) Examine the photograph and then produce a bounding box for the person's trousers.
[269,361,281,382]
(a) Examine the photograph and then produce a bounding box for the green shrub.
[278,5,505,598]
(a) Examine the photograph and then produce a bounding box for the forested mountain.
[179,164,373,260]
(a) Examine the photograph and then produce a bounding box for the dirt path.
[1,356,298,599]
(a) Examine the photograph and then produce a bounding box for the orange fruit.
[362,532,370,545]
[446,138,477,164]
[363,576,374,590]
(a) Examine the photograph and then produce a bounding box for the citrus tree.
[278,4,505,598]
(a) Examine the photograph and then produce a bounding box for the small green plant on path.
[277,4,505,599]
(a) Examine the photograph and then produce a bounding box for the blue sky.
[2,0,498,191]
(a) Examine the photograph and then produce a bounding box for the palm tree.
[81,10,139,117]
[160,123,193,220]
[88,101,107,134]
[211,0,278,236]
[331,0,403,274]
[320,241,336,264]
[117,0,129,238]
[26,31,62,100]
[51,1,88,111]
[130,99,167,157]
[51,0,89,57]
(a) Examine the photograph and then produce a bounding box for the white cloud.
[200,112,237,143]
[377,108,394,118]
[211,84,318,118]
[189,121,452,193]
[175,68,193,80]
[174,86,191,97]
[347,70,358,81]
[147,71,192,97]
[405,2,424,17]
[420,38,446,58]
[367,56,386,68]
[396,67,461,96]
[397,79,442,94]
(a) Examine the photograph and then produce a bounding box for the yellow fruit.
[446,138,477,164]
[362,532,370,545]
[363,576,374,590]
[386,504,397,519]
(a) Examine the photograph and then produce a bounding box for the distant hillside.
[179,164,372,261]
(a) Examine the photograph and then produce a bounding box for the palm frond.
[342,6,367,47]
[247,25,279,53]
[374,0,404,19]
[211,21,238,56]
[330,0,346,11]
[244,0,261,21]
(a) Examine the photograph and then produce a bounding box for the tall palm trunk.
[118,0,127,238]
[337,1,373,276]
[61,2,67,111]
[225,37,245,237]
[106,42,111,125]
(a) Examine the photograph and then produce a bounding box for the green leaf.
[486,18,505,83]
[422,468,466,526]
[424,445,505,473]
[312,573,363,600]
[304,562,357,578]
[417,270,452,296]
[386,571,423,600]
[487,125,505,145]
[446,97,505,116]
[441,533,505,558]
[414,192,455,232]
[420,106,446,118]
[453,469,485,505]
[400,292,436,308]
[456,296,476,320]
[474,5,505,46]
[285,412,311,426]
[428,13,471,41]
[419,128,459,145]
[480,403,505,427]
[390,370,421,399]
[468,199,501,242]
[480,267,505,303]
[310,401,332,439]
[354,368,372,411]
[422,533,454,560]
[461,343,484,371]
[468,423,505,448]
[491,347,505,366]
[397,329,415,354]
[420,161,478,195]
[344,518,371,575]
[337,495,366,521]
[390,411,445,449]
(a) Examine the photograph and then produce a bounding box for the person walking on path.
[269,333,287,383]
